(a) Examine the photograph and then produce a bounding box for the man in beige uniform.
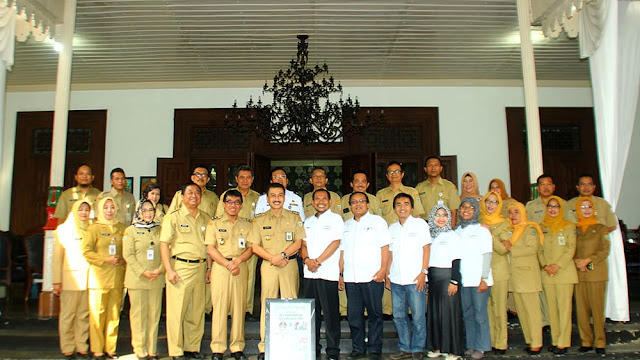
[526,174,564,224]
[415,156,460,226]
[206,189,254,360]
[565,174,617,232]
[54,164,101,223]
[214,166,261,317]
[97,168,136,225]
[160,182,209,360]
[375,161,423,315]
[341,170,382,221]
[302,167,342,218]
[250,183,306,360]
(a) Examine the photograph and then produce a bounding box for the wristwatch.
[281,252,287,259]
[421,269,429,275]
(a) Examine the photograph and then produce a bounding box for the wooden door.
[506,107,601,202]
[342,153,376,195]
[156,158,189,204]
[10,111,106,235]
[248,153,271,194]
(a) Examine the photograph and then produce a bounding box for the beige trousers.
[514,292,543,349]
[488,280,508,350]
[59,290,90,354]
[245,255,258,314]
[210,262,248,353]
[128,288,163,356]
[575,281,607,348]
[543,283,574,348]
[88,288,123,355]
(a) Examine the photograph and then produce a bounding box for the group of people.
[50,157,614,360]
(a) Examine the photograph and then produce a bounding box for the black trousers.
[304,278,341,356]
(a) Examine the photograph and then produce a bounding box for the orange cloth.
[575,196,600,232]
[540,195,573,233]
[480,191,506,225]
[488,178,512,200]
[508,201,543,245]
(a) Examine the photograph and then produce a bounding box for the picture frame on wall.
[125,177,134,194]
[140,176,157,195]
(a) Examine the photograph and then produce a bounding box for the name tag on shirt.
[109,244,117,256]
[286,232,293,241]
[558,235,566,246]
[239,237,246,248]
[147,249,154,260]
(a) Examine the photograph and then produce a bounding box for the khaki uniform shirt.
[488,220,511,282]
[340,192,382,221]
[575,224,610,282]
[539,223,578,285]
[159,206,209,260]
[303,190,342,218]
[135,200,169,223]
[82,222,127,290]
[54,186,101,222]
[250,210,306,255]
[168,189,219,220]
[97,188,136,225]
[214,188,260,221]
[123,225,164,289]
[415,178,460,219]
[509,224,543,293]
[376,185,425,225]
[526,197,566,224]
[205,213,254,259]
[53,224,90,291]
[565,196,617,228]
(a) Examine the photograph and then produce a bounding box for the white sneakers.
[425,352,460,360]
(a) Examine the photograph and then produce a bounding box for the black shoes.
[328,356,340,360]
[184,352,203,359]
[525,347,541,355]
[369,353,382,360]
[547,345,557,352]
[171,357,185,360]
[346,351,367,360]
[595,348,606,355]
[493,348,506,355]
[257,353,265,360]
[553,347,567,355]
[231,352,247,360]
[578,346,593,353]
[210,354,223,360]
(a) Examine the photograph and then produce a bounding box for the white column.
[517,0,544,185]
[0,61,6,189]
[43,0,77,295]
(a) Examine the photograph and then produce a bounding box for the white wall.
[0,85,609,231]
[617,94,640,229]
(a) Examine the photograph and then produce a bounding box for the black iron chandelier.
[227,35,381,146]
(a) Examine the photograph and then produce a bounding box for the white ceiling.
[7,0,590,87]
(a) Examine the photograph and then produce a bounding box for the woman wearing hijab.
[460,172,482,202]
[455,197,493,360]
[53,201,92,360]
[539,196,578,355]
[574,196,610,355]
[488,179,516,218]
[479,191,511,355]
[136,183,169,223]
[123,200,164,359]
[82,197,127,359]
[507,202,543,355]
[426,204,463,360]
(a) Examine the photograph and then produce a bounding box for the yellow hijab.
[57,200,92,241]
[480,191,506,225]
[95,197,119,228]
[488,178,512,200]
[540,195,572,234]
[575,196,600,232]
[460,172,481,200]
[508,201,543,245]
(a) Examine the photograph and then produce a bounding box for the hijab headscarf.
[488,178,512,200]
[460,172,481,200]
[456,196,480,229]
[95,197,119,231]
[540,195,573,233]
[428,203,453,238]
[575,196,600,232]
[133,199,160,230]
[508,201,543,245]
[57,200,92,239]
[480,191,505,225]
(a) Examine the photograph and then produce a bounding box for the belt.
[225,257,234,261]
[287,253,299,260]
[172,256,206,263]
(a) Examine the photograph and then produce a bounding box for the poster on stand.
[265,298,315,360]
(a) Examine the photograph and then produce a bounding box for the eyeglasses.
[387,170,402,175]
[580,205,594,209]
[547,205,561,209]
[350,198,368,205]
[460,205,476,210]
[192,172,209,178]
[272,174,287,180]
[140,208,155,213]
[485,200,498,205]
[434,213,448,218]
[224,200,242,205]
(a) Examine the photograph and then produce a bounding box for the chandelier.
[227,35,381,146]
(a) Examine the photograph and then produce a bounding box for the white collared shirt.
[429,231,461,268]
[303,211,344,281]
[388,216,431,285]
[456,224,494,287]
[255,189,306,220]
[341,212,391,283]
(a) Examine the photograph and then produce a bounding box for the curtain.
[586,0,640,322]
[0,5,16,70]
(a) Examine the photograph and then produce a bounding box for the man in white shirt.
[300,189,343,360]
[255,167,305,220]
[388,193,431,360]
[339,192,390,360]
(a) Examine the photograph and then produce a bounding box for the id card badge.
[285,232,293,241]
[147,248,154,260]
[558,234,566,246]
[108,244,117,256]
[238,237,246,249]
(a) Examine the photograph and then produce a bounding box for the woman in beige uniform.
[488,179,516,219]
[123,200,164,359]
[82,197,127,359]
[53,200,92,359]
[135,183,169,223]
[539,196,578,355]
[479,191,510,355]
[574,196,610,355]
[507,202,543,355]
